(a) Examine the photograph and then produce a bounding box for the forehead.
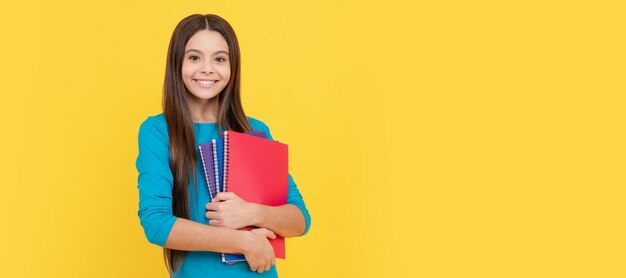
[185,29,229,53]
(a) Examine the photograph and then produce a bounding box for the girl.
[136,14,311,277]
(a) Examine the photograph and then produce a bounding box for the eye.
[188,55,200,61]
[216,57,227,63]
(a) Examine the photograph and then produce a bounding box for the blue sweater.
[136,114,311,278]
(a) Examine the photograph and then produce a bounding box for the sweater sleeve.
[285,173,312,236]
[253,119,312,236]
[135,117,178,247]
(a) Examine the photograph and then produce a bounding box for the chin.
[188,90,222,100]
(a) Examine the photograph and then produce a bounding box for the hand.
[205,192,258,229]
[243,228,276,273]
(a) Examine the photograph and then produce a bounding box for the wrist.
[236,230,255,254]
[250,203,266,227]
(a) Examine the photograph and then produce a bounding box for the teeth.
[195,80,216,85]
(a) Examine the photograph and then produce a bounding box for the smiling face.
[182,29,231,103]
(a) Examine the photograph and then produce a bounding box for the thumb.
[252,228,276,239]
[264,230,277,240]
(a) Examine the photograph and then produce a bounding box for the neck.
[187,95,219,123]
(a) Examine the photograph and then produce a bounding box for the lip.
[193,79,218,88]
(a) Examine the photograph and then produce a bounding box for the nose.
[200,61,214,74]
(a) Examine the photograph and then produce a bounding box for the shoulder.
[247,116,276,140]
[247,116,271,132]
[138,113,169,141]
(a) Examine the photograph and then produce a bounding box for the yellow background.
[1,0,624,277]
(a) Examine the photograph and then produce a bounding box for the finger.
[213,192,236,202]
[253,228,276,239]
[256,265,265,273]
[250,228,271,237]
[205,203,219,211]
[205,211,220,220]
[204,203,215,210]
[265,263,271,272]
[208,220,223,226]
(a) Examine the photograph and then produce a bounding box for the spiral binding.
[223,131,230,192]
[198,144,214,198]
[211,139,220,193]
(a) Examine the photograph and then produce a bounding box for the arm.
[206,192,306,238]
[165,218,251,252]
[252,204,306,238]
[166,218,277,273]
[165,218,275,256]
[206,175,311,237]
[207,173,311,237]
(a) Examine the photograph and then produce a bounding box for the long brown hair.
[162,14,252,274]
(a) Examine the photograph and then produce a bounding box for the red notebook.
[223,130,288,260]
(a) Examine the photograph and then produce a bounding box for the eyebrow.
[185,49,229,55]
